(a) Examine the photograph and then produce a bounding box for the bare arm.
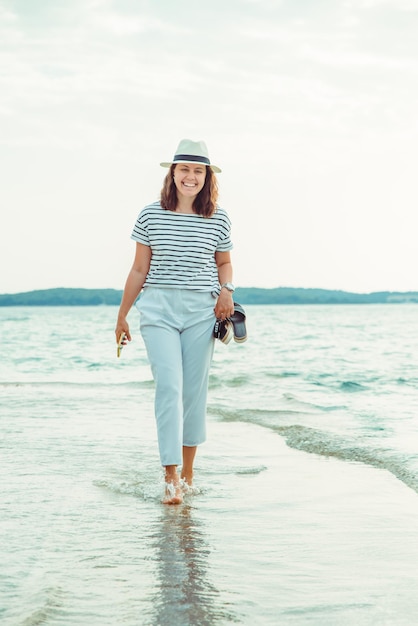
[214,251,235,319]
[115,243,151,343]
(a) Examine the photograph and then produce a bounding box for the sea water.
[1,304,418,625]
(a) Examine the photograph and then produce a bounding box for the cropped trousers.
[136,287,216,467]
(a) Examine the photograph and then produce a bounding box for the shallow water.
[1,304,418,625]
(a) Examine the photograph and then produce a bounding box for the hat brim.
[160,160,221,173]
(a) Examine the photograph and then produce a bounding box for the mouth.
[182,182,197,188]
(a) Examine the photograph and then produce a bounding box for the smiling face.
[173,162,207,199]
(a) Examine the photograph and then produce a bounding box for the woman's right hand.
[115,243,151,345]
[115,317,131,344]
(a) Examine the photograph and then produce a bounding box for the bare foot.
[162,481,183,505]
[181,472,193,493]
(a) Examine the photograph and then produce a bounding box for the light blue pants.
[136,288,216,466]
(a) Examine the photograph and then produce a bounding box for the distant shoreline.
[0,287,418,306]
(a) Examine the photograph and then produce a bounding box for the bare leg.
[163,465,183,505]
[181,445,197,487]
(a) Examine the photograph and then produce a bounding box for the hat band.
[173,153,210,165]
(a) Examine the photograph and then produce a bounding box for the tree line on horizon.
[0,287,417,306]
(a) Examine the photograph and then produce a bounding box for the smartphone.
[117,332,126,358]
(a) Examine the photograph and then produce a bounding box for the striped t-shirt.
[131,201,233,291]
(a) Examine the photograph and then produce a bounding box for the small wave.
[0,380,154,390]
[17,586,65,626]
[277,425,418,494]
[93,477,203,502]
[282,393,324,411]
[265,370,300,379]
[339,381,368,392]
[397,377,418,387]
[0,315,31,322]
[282,601,374,618]
[208,406,311,424]
[209,373,251,389]
[226,374,251,387]
[235,465,267,476]
[309,378,369,392]
[211,406,418,494]
[316,403,349,412]
[93,478,161,501]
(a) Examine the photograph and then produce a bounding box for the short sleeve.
[130,208,151,246]
[215,210,233,252]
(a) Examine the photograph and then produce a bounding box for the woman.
[115,139,235,505]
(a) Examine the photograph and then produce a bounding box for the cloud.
[343,0,418,9]
[1,0,418,292]
[90,12,180,36]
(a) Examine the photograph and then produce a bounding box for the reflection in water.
[149,504,237,626]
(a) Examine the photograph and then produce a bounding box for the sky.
[1,0,418,294]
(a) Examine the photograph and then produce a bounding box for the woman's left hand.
[214,289,234,320]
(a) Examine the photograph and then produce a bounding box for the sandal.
[230,303,247,343]
[213,318,233,344]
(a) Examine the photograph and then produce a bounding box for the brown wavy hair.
[160,164,219,217]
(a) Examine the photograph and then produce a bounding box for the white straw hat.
[160,138,221,173]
